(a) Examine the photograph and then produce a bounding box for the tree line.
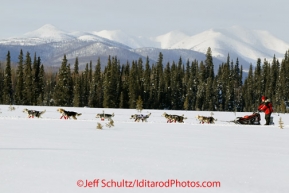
[1,48,289,113]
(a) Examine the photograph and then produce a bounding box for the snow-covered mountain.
[0,24,288,71]
[23,24,75,41]
[153,30,190,49]
[166,26,289,67]
[92,30,160,48]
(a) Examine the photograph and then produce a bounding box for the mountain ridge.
[0,24,288,71]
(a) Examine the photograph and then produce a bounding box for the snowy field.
[1,105,289,193]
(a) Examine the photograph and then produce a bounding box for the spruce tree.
[175,58,185,109]
[3,51,13,104]
[238,65,244,111]
[72,57,79,88]
[89,60,93,82]
[283,50,289,102]
[67,63,73,106]
[72,57,80,107]
[253,58,262,106]
[37,64,45,105]
[278,51,289,111]
[195,82,206,111]
[149,64,157,108]
[88,59,103,107]
[204,77,214,111]
[73,57,79,77]
[15,50,24,105]
[148,53,164,109]
[226,62,236,111]
[110,56,120,108]
[119,63,130,108]
[103,56,119,108]
[42,68,56,106]
[119,64,127,109]
[205,47,214,80]
[23,52,33,105]
[95,59,103,108]
[53,55,72,106]
[128,61,138,108]
[32,54,41,105]
[143,57,151,109]
[268,55,279,105]
[170,62,178,109]
[233,58,243,111]
[221,61,231,111]
[242,65,254,111]
[190,60,199,110]
[102,57,111,108]
[73,76,81,107]
[182,60,190,108]
[261,59,270,96]
[225,67,235,111]
[198,61,206,82]
[156,53,165,109]
[82,63,90,106]
[163,62,171,109]
[214,65,222,110]
[137,58,144,104]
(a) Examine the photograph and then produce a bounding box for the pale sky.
[1,0,289,42]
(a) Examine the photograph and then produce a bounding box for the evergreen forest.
[1,47,289,113]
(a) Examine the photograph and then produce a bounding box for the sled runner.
[232,112,261,125]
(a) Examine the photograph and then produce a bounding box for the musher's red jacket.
[258,101,273,115]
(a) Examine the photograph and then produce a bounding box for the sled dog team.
[22,107,216,124]
[22,108,83,120]
[21,96,273,124]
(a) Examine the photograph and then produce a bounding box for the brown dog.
[162,112,187,123]
[57,108,82,120]
[196,115,216,124]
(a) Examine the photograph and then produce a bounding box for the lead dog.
[162,112,187,123]
[196,115,216,124]
[23,108,46,118]
[57,108,82,120]
[130,113,151,122]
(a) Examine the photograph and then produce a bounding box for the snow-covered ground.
[1,105,289,193]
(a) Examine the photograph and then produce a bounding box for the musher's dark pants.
[265,113,271,125]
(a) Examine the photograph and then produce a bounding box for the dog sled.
[231,112,261,125]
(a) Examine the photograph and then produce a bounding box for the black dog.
[57,108,82,120]
[23,108,46,118]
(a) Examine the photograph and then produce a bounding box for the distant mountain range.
[1,24,289,71]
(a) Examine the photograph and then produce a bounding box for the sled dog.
[130,113,151,122]
[57,108,82,120]
[162,112,187,123]
[96,113,114,121]
[23,108,46,118]
[196,115,216,124]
